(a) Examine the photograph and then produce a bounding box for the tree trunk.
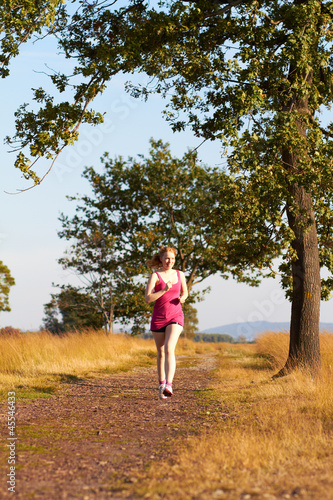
[109,287,114,334]
[274,50,321,379]
[274,177,321,378]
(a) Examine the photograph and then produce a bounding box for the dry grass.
[139,333,333,499]
[0,329,216,399]
[177,336,224,355]
[255,330,333,371]
[0,329,158,398]
[2,328,332,497]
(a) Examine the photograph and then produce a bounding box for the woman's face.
[161,251,175,270]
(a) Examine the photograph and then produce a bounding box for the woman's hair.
[146,246,177,268]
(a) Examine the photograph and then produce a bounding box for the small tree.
[0,262,15,313]
[58,230,118,333]
[43,286,105,334]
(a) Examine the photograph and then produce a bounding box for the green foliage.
[66,138,281,286]
[43,285,105,334]
[55,224,152,334]
[0,261,15,313]
[0,0,64,78]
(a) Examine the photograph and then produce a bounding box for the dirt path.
[0,353,223,499]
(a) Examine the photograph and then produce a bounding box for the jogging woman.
[145,246,188,400]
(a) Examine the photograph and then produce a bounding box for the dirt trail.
[0,353,223,499]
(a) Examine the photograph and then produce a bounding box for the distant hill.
[202,321,333,341]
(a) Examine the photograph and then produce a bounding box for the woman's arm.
[179,272,188,304]
[145,273,172,304]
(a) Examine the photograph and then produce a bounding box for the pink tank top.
[150,270,184,331]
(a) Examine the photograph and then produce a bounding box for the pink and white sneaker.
[159,384,167,400]
[163,384,173,397]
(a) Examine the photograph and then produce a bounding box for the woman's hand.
[164,281,173,292]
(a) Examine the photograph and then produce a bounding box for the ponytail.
[146,246,177,268]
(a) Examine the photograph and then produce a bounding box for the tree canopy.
[2,0,333,374]
[0,0,63,78]
[2,1,333,183]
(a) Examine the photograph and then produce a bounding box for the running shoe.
[159,384,167,400]
[163,384,173,397]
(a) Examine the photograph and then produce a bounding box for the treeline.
[141,331,236,344]
[194,333,235,343]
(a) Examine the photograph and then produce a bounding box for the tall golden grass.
[0,329,159,397]
[255,330,333,371]
[138,332,333,499]
[0,329,216,398]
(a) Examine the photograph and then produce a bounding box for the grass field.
[0,329,332,498]
[137,332,333,499]
[0,329,156,399]
[0,329,215,399]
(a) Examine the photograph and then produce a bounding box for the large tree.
[57,139,267,333]
[3,0,333,375]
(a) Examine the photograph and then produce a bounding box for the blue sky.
[0,34,332,332]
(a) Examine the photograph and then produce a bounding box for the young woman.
[145,246,188,400]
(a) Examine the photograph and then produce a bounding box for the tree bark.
[274,146,321,377]
[274,182,321,378]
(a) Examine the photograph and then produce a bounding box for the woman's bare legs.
[152,331,166,382]
[164,323,183,384]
